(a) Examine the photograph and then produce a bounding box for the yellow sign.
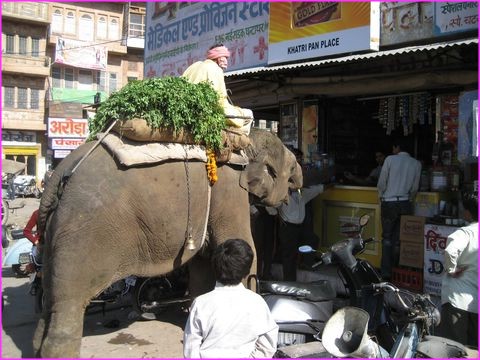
[269,2,379,64]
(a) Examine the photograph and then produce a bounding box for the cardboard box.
[399,241,424,268]
[399,215,426,243]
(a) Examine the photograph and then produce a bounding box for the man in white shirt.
[377,139,421,280]
[439,189,478,348]
[277,148,324,281]
[184,239,278,358]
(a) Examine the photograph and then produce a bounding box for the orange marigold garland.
[206,149,218,185]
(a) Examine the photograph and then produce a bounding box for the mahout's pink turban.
[207,46,230,60]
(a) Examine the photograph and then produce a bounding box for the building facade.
[2,2,146,183]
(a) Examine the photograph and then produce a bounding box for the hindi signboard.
[268,2,380,65]
[55,37,108,71]
[434,2,478,35]
[144,2,269,78]
[48,118,89,138]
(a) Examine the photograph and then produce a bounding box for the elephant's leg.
[33,313,48,357]
[188,255,216,299]
[40,299,85,358]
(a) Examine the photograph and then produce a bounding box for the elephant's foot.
[39,303,84,358]
[32,317,46,357]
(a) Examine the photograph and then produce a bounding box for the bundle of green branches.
[89,76,226,150]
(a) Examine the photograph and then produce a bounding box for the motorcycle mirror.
[298,245,315,253]
[359,214,370,227]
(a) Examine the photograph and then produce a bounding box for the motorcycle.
[13,174,41,198]
[31,252,189,316]
[274,214,471,358]
[248,214,376,348]
[2,226,33,277]
[315,282,470,358]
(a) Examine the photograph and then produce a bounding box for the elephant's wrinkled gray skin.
[33,128,302,358]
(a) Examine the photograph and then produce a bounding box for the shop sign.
[48,118,89,138]
[50,138,85,150]
[54,150,71,159]
[268,2,380,65]
[434,2,478,35]
[423,224,456,296]
[380,2,434,46]
[2,130,36,143]
[54,37,108,71]
[144,2,269,77]
[49,101,84,118]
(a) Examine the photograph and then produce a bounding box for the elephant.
[33,127,302,358]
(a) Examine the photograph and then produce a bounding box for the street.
[2,197,186,358]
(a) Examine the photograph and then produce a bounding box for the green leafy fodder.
[89,76,226,150]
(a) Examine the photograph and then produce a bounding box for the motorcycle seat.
[259,280,336,302]
[10,229,25,240]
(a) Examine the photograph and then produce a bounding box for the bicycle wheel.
[2,199,9,226]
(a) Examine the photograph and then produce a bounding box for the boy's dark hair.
[461,189,478,219]
[211,239,253,285]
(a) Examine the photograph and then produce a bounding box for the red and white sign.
[48,118,89,138]
[54,150,72,159]
[50,138,85,150]
[423,224,457,296]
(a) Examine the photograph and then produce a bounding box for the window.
[18,88,28,109]
[65,11,76,34]
[97,16,107,39]
[6,34,14,54]
[109,18,119,40]
[108,72,117,94]
[31,89,39,109]
[4,87,15,108]
[64,68,74,89]
[52,67,61,87]
[128,61,138,71]
[52,9,63,33]
[78,70,92,90]
[79,14,94,41]
[31,38,39,57]
[96,71,106,92]
[19,36,27,55]
[129,13,145,38]
[127,76,138,82]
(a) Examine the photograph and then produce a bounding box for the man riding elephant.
[183,44,253,135]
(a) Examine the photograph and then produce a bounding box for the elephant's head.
[241,128,303,207]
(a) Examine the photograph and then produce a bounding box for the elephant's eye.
[265,164,276,178]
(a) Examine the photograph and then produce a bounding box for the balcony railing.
[2,2,49,24]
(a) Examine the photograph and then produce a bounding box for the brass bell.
[186,233,196,251]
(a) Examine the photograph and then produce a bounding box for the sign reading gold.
[292,2,341,28]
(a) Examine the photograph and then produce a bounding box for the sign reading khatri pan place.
[144,2,269,78]
[268,2,380,65]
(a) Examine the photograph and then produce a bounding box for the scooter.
[275,215,472,358]
[248,214,378,348]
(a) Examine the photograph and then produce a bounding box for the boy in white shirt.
[183,239,278,358]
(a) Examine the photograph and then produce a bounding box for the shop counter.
[311,185,454,268]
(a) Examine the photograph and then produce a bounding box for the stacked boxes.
[398,215,426,268]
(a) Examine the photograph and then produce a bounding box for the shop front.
[226,2,478,270]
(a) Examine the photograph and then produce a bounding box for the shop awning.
[225,38,478,78]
